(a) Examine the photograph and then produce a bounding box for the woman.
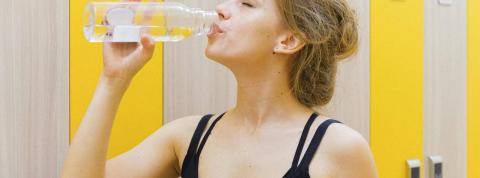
[61,0,378,177]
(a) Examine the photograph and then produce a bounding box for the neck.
[228,61,314,132]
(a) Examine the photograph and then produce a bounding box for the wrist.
[99,72,132,92]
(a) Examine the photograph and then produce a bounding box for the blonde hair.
[277,0,359,107]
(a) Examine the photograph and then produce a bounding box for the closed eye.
[242,2,254,8]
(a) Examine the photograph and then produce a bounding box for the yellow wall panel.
[70,0,164,159]
[371,0,424,177]
[468,0,480,177]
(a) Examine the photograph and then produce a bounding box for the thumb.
[134,34,155,62]
[140,34,155,51]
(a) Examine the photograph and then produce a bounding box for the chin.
[205,45,225,61]
[205,47,241,71]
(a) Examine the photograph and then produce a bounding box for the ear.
[273,32,306,55]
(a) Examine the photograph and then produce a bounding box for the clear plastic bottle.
[83,1,219,42]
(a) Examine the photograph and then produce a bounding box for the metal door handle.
[428,156,443,178]
[407,159,421,178]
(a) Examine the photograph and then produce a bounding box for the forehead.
[259,0,275,7]
[256,0,280,13]
[250,0,276,8]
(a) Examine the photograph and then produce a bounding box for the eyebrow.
[253,0,264,6]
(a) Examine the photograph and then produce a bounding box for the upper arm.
[324,124,379,178]
[104,115,201,178]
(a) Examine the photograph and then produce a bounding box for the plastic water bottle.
[83,1,219,42]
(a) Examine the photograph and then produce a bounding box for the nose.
[215,1,230,20]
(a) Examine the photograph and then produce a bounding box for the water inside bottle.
[84,25,194,42]
[83,3,204,42]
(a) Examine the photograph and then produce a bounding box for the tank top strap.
[193,112,226,159]
[290,112,319,169]
[181,114,214,172]
[297,119,342,171]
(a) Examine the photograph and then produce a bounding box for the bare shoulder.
[318,121,378,178]
[160,114,222,170]
[161,113,224,148]
[161,115,204,136]
[104,115,206,178]
[323,122,369,155]
[160,115,207,148]
[142,115,203,148]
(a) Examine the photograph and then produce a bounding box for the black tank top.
[181,112,341,178]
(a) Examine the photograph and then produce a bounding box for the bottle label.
[112,26,141,42]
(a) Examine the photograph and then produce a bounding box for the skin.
[60,0,378,178]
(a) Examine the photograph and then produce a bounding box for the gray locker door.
[0,0,70,177]
[424,0,467,177]
[163,0,236,121]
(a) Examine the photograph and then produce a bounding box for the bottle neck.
[191,9,219,36]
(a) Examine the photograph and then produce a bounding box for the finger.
[121,0,154,34]
[130,35,155,63]
[140,34,155,51]
[103,41,115,51]
[141,4,154,25]
[140,0,156,34]
[137,34,155,58]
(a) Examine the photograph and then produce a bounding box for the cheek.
[206,21,278,60]
[242,20,279,48]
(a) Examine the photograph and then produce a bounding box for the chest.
[176,127,336,178]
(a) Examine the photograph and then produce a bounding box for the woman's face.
[205,0,291,68]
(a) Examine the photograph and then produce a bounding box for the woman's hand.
[101,0,156,84]
[101,35,155,83]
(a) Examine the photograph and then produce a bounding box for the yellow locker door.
[468,0,480,177]
[70,0,164,159]
[371,0,424,177]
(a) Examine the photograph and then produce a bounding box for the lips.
[207,23,225,37]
